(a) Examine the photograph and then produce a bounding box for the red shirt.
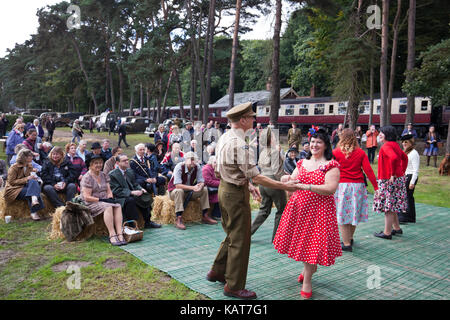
[333,147,378,190]
[377,141,408,180]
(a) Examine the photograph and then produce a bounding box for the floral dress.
[273,160,342,266]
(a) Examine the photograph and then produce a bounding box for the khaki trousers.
[211,179,251,291]
[169,187,210,213]
[250,175,287,242]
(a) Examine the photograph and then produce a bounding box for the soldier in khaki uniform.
[250,127,287,242]
[287,122,302,150]
[206,102,301,299]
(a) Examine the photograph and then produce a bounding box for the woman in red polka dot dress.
[273,128,342,299]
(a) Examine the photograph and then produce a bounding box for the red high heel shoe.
[300,290,312,299]
[297,273,304,283]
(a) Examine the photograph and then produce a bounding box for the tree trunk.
[162,70,174,116]
[146,87,151,119]
[140,83,144,116]
[369,62,374,126]
[269,0,282,126]
[190,56,197,121]
[204,0,216,123]
[405,0,416,127]
[387,0,402,126]
[380,0,390,127]
[118,63,124,112]
[70,37,98,114]
[228,0,242,110]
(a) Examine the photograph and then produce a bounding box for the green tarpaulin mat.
[120,197,450,300]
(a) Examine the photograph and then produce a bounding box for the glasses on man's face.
[121,159,129,162]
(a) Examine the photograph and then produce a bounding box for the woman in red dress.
[273,128,342,299]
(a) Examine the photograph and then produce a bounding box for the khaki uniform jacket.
[4,162,34,202]
[215,128,260,185]
[288,128,302,147]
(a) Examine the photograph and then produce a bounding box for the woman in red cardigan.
[333,129,378,251]
[372,126,408,240]
[202,155,221,219]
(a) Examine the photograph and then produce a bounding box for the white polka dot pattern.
[273,159,343,266]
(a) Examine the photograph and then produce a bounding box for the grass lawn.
[0,128,448,299]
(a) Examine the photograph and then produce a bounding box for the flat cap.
[91,142,101,149]
[226,102,256,122]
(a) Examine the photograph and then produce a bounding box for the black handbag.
[207,186,218,194]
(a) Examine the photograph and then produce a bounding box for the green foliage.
[403,38,450,107]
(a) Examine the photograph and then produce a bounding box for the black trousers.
[122,196,151,223]
[48,130,54,142]
[400,174,417,222]
[118,134,129,147]
[367,147,377,163]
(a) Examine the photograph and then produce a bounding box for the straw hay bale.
[151,194,202,225]
[49,205,145,242]
[0,189,63,221]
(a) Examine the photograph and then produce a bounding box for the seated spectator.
[76,140,89,162]
[169,125,183,149]
[10,143,42,172]
[23,128,39,153]
[203,144,215,165]
[101,139,113,161]
[85,142,105,169]
[41,146,77,208]
[161,142,184,181]
[154,124,169,154]
[109,154,161,229]
[190,139,198,153]
[130,143,165,195]
[299,141,310,160]
[202,156,221,219]
[30,119,45,140]
[6,123,25,166]
[103,146,122,175]
[36,142,53,166]
[0,159,7,188]
[65,143,87,184]
[4,149,44,221]
[80,154,126,246]
[167,151,216,230]
[284,147,299,175]
[155,141,165,163]
[146,143,168,190]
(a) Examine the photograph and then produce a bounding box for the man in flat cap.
[206,102,301,299]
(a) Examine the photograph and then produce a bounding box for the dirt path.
[51,129,111,144]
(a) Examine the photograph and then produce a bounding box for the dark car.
[123,117,153,133]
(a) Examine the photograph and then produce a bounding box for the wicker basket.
[123,220,144,243]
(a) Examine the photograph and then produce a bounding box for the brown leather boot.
[202,213,217,225]
[175,216,186,230]
[223,284,257,299]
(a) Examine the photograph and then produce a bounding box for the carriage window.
[399,105,407,113]
[421,100,428,111]
[314,104,325,115]
[376,105,380,114]
[329,105,334,114]
[266,107,270,114]
[338,103,346,115]
[257,106,265,116]
[285,105,295,116]
[359,101,370,114]
[299,104,309,115]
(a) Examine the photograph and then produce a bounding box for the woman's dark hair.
[306,128,333,161]
[379,125,397,141]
